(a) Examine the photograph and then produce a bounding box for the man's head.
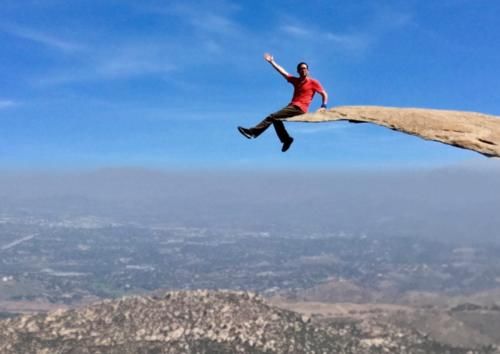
[296,62,309,78]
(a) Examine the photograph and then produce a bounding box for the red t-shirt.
[286,75,325,112]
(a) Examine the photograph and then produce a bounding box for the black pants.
[249,105,304,143]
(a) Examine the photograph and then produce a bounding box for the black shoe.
[238,126,254,139]
[281,137,294,152]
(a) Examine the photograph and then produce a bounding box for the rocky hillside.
[0,290,497,353]
[287,106,500,157]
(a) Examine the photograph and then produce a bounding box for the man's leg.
[272,120,290,143]
[250,105,303,140]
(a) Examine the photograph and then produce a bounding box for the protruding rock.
[286,106,500,157]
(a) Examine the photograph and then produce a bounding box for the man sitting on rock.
[238,53,328,152]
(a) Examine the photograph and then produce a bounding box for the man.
[238,53,328,152]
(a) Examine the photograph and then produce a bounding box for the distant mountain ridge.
[287,106,500,157]
[0,290,497,353]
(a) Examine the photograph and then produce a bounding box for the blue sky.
[1,0,499,170]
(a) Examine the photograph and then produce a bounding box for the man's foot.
[281,137,294,152]
[237,126,254,139]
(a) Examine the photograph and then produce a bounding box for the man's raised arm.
[264,53,289,79]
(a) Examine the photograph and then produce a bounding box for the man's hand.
[317,103,328,113]
[264,53,289,79]
[264,53,274,62]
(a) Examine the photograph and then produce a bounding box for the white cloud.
[277,6,414,57]
[188,13,242,37]
[278,21,372,56]
[26,1,245,86]
[325,32,372,52]
[93,42,177,79]
[21,2,414,89]
[0,100,17,109]
[1,23,83,52]
[139,0,243,38]
[34,39,179,86]
[280,25,312,38]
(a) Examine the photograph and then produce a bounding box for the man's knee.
[265,115,277,123]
